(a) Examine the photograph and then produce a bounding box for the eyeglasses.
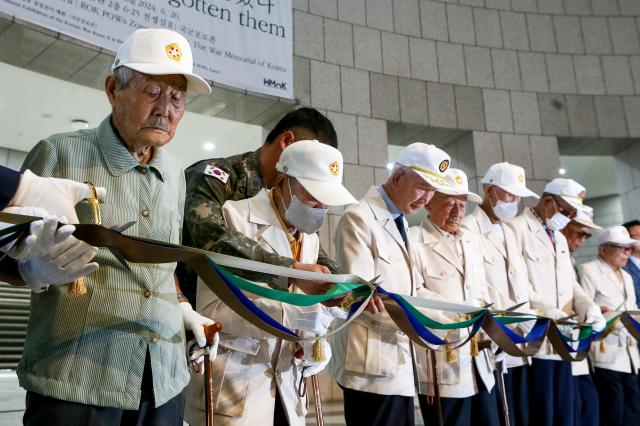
[551,195,577,219]
[607,245,632,253]
[576,231,592,240]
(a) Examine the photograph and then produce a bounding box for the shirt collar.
[97,116,167,182]
[377,185,402,219]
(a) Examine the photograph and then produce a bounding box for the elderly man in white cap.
[184,140,356,426]
[559,204,602,426]
[579,226,640,426]
[460,162,538,426]
[19,28,212,425]
[508,178,606,426]
[329,143,451,426]
[411,168,498,426]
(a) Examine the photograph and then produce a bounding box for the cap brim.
[573,217,602,229]
[605,237,639,247]
[121,62,212,95]
[495,183,540,199]
[438,187,482,203]
[296,178,359,207]
[412,169,448,190]
[560,195,584,210]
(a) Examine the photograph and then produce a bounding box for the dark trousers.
[418,381,500,426]
[23,352,185,426]
[593,367,640,426]
[341,385,415,426]
[573,374,599,426]
[274,389,289,426]
[503,364,529,426]
[529,359,575,426]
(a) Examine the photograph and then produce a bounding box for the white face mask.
[546,211,571,231]
[282,180,328,234]
[492,200,518,221]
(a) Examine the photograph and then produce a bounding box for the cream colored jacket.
[507,208,595,359]
[184,189,323,426]
[461,207,531,369]
[410,218,495,398]
[579,258,640,374]
[328,187,422,397]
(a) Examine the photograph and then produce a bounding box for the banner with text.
[0,0,293,98]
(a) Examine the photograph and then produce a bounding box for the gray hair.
[113,66,138,89]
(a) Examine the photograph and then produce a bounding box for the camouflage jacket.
[181,148,340,296]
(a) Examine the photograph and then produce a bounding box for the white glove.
[301,338,331,377]
[287,305,344,335]
[11,170,106,224]
[1,207,50,258]
[586,305,607,333]
[180,302,219,366]
[518,317,537,336]
[544,308,567,320]
[18,217,99,292]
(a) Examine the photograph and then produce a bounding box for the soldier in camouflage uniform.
[178,108,340,301]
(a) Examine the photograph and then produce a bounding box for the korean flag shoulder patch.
[204,165,229,183]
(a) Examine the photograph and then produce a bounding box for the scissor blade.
[108,247,132,272]
[506,301,527,312]
[110,221,136,233]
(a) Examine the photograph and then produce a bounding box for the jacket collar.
[363,187,408,255]
[473,207,507,258]
[419,217,464,274]
[97,116,166,181]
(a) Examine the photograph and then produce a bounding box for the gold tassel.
[67,181,100,296]
[311,336,327,363]
[470,335,479,357]
[445,338,457,363]
[68,277,87,295]
[600,339,606,353]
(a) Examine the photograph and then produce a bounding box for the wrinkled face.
[562,221,593,253]
[600,244,632,269]
[542,194,578,220]
[628,225,640,257]
[275,174,326,210]
[107,72,187,149]
[427,192,467,234]
[488,185,520,205]
[388,169,436,216]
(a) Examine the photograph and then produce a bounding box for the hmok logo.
[263,78,287,90]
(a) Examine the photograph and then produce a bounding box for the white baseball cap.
[544,178,586,209]
[573,205,602,230]
[438,168,482,203]
[599,225,639,247]
[481,162,539,198]
[276,140,358,207]
[395,143,451,190]
[112,28,211,95]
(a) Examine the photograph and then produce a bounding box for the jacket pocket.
[345,320,399,377]
[207,335,261,417]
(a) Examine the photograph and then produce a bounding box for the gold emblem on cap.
[439,160,449,173]
[165,43,182,62]
[455,175,463,186]
[518,174,524,183]
[329,160,340,176]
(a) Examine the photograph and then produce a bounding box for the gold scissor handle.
[84,181,101,225]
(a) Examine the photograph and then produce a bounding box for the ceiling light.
[203,142,215,151]
[386,163,393,170]
[70,119,89,130]
[558,168,566,175]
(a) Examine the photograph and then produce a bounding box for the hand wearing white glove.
[1,206,50,258]
[518,317,537,336]
[287,305,346,335]
[11,170,106,224]
[180,302,219,371]
[17,217,99,292]
[301,338,331,377]
[586,305,607,333]
[544,308,567,320]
